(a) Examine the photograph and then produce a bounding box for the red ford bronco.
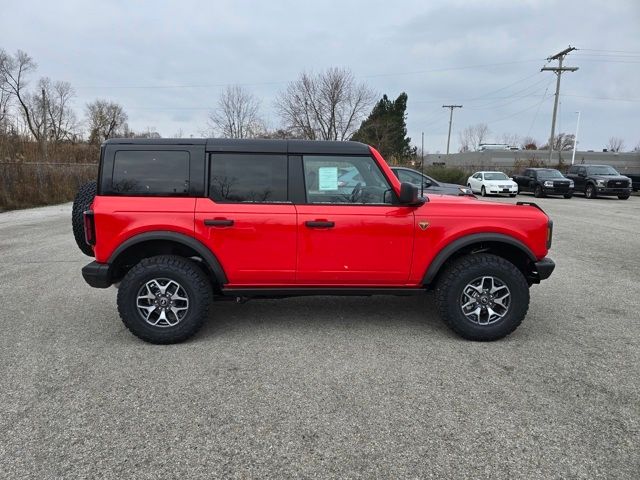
[73,138,555,344]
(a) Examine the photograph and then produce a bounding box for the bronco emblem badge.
[418,221,430,231]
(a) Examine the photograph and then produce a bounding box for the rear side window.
[209,153,288,203]
[112,150,190,195]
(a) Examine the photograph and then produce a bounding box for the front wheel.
[618,194,630,200]
[481,186,487,197]
[434,253,530,341]
[585,184,597,199]
[534,185,544,198]
[117,255,213,344]
[564,194,573,199]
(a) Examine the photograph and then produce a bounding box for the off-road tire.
[72,181,97,257]
[434,253,530,341]
[585,184,597,199]
[534,185,544,198]
[117,255,213,344]
[563,194,573,199]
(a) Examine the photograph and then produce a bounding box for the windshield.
[484,172,509,180]
[586,166,619,176]
[537,169,564,179]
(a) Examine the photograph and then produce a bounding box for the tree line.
[1,48,638,163]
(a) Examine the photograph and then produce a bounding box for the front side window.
[112,150,190,195]
[303,155,393,204]
[209,153,288,203]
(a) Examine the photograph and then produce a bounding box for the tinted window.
[537,169,564,179]
[210,154,287,203]
[303,155,393,204]
[568,166,578,174]
[112,150,190,195]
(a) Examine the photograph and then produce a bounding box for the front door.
[295,154,415,285]
[195,153,297,285]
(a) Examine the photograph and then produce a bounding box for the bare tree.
[40,77,77,143]
[0,50,40,140]
[607,136,625,152]
[542,133,574,151]
[458,123,490,152]
[0,50,11,132]
[86,100,128,144]
[500,132,520,148]
[521,136,538,150]
[208,85,263,138]
[275,67,376,141]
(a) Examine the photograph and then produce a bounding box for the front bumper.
[82,261,112,288]
[595,187,632,196]
[487,187,518,194]
[542,187,574,195]
[530,257,555,283]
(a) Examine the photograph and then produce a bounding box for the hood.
[588,174,631,181]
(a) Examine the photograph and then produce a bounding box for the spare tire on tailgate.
[72,181,97,257]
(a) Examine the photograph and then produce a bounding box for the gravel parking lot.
[1,195,638,479]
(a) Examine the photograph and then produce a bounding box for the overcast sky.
[2,0,639,152]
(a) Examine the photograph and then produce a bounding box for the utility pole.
[542,46,578,162]
[442,104,462,155]
[571,111,581,165]
[41,87,47,159]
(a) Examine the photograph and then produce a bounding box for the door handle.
[204,219,234,227]
[305,220,335,228]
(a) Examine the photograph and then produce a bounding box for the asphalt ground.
[1,194,638,479]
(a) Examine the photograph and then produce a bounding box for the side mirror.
[422,179,432,188]
[399,182,424,205]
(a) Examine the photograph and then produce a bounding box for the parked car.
[512,168,574,198]
[565,164,633,199]
[73,138,555,344]
[625,173,640,192]
[467,171,518,197]
[391,167,474,197]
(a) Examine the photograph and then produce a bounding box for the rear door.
[194,153,297,285]
[294,154,415,285]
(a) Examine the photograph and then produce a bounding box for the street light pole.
[571,111,581,165]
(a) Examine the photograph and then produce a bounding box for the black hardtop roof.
[103,138,371,155]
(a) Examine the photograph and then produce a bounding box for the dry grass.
[0,138,99,211]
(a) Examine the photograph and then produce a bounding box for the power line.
[527,83,553,137]
[74,59,546,90]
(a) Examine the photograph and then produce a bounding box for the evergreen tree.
[351,92,414,163]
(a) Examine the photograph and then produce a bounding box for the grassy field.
[0,140,99,211]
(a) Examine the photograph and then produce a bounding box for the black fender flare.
[108,231,228,285]
[422,233,537,285]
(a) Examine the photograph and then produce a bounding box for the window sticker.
[318,167,338,191]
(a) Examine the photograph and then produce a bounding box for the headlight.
[459,187,473,195]
[544,181,554,187]
[569,180,574,187]
[596,179,606,187]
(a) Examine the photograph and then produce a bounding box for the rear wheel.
[563,194,573,199]
[71,181,97,257]
[585,184,597,199]
[117,255,212,344]
[434,253,530,341]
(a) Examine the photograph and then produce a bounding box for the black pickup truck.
[566,165,633,199]
[512,168,574,198]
